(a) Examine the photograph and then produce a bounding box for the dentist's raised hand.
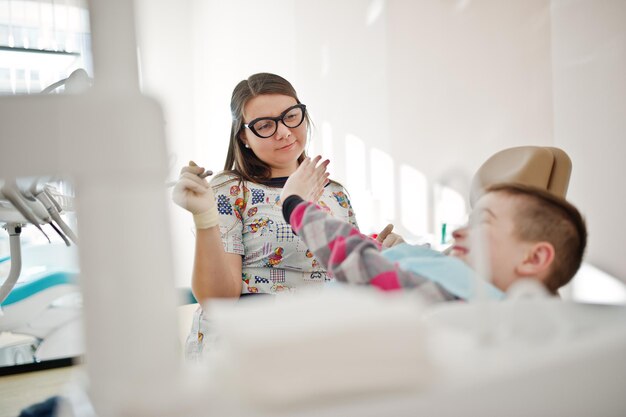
[172,161,218,229]
[280,156,330,204]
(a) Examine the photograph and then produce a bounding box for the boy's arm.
[282,196,456,303]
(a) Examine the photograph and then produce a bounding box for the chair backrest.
[469,146,572,207]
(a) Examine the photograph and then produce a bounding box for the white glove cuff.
[193,204,219,229]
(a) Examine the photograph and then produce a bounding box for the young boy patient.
[280,157,587,303]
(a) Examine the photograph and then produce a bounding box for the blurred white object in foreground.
[194,292,626,417]
[568,262,626,305]
[205,287,432,408]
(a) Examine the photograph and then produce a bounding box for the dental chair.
[0,244,82,366]
[469,145,572,204]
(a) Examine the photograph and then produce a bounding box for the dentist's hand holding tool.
[172,161,218,229]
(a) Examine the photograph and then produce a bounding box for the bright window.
[0,0,91,94]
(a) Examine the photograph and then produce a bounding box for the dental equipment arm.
[0,223,22,305]
[41,68,93,94]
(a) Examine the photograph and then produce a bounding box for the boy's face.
[449,191,533,291]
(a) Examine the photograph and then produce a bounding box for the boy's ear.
[517,242,555,278]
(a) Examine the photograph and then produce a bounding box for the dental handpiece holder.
[0,178,77,305]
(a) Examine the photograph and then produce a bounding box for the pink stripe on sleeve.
[328,236,347,265]
[370,271,402,291]
[289,203,309,233]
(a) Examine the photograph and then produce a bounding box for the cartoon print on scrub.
[332,191,350,209]
[305,249,320,268]
[261,242,272,256]
[255,276,270,284]
[247,217,274,235]
[270,268,285,283]
[266,247,284,267]
[318,200,332,214]
[251,188,265,205]
[310,271,323,280]
[212,175,358,296]
[242,273,251,286]
[234,198,247,220]
[271,283,292,293]
[217,194,234,215]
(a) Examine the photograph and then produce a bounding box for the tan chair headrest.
[470,146,572,207]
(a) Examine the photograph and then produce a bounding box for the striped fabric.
[290,201,456,304]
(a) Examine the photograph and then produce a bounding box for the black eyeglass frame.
[242,104,307,139]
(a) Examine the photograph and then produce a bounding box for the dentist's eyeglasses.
[243,104,306,138]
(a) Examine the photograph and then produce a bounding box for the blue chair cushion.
[1,272,78,307]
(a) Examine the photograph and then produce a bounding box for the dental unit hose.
[35,191,78,245]
[43,188,64,213]
[18,188,71,245]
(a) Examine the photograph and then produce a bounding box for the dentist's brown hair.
[223,73,311,183]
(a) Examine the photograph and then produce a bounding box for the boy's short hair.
[485,183,587,293]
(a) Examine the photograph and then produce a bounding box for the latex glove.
[376,224,405,248]
[172,161,218,229]
[280,156,330,204]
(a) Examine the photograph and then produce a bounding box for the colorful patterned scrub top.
[211,173,358,295]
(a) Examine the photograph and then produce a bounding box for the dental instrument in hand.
[166,169,213,188]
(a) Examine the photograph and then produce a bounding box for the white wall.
[551,0,626,281]
[385,0,554,240]
[135,0,196,288]
[135,0,625,286]
[135,0,300,286]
